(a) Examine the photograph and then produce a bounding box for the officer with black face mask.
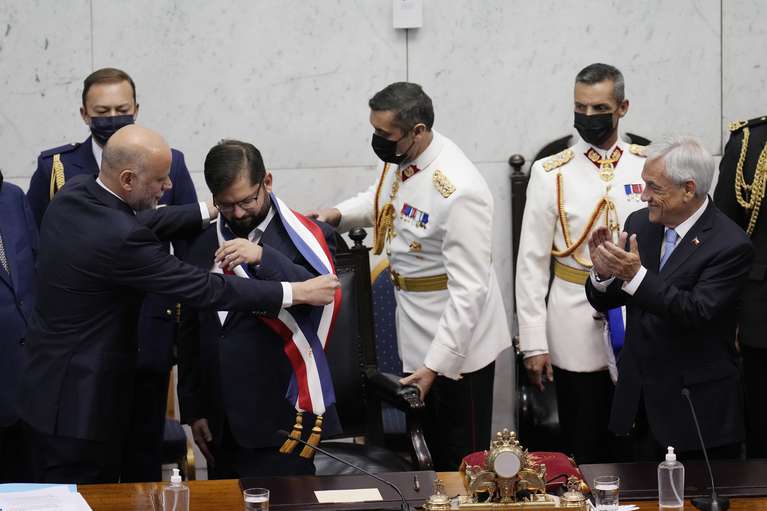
[516,63,649,464]
[26,67,199,483]
[312,82,512,471]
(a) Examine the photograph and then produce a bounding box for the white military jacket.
[516,137,647,372]
[336,130,511,379]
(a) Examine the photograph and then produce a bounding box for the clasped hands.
[588,226,642,282]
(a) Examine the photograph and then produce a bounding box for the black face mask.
[89,115,135,146]
[574,112,615,147]
[371,132,413,164]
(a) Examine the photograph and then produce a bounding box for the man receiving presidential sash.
[178,140,341,478]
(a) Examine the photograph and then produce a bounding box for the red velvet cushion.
[461,450,584,492]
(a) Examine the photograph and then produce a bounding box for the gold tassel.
[300,415,323,458]
[279,412,303,454]
[373,203,395,255]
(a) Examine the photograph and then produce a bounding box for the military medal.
[624,183,643,201]
[585,146,623,183]
[401,202,430,228]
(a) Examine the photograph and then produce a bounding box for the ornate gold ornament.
[431,429,589,509]
[543,149,574,172]
[433,169,456,198]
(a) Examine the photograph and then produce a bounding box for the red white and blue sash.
[216,193,341,416]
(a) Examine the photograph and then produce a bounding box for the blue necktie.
[659,228,678,270]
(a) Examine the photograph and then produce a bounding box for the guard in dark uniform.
[714,115,767,459]
[26,68,199,481]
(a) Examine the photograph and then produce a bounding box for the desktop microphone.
[276,430,416,511]
[680,388,730,511]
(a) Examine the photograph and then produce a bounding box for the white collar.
[574,134,626,157]
[245,206,275,242]
[95,175,137,214]
[668,196,709,240]
[92,138,103,170]
[400,129,444,173]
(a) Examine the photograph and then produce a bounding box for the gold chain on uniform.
[734,127,767,236]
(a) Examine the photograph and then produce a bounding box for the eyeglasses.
[214,180,264,213]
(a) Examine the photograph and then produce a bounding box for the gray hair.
[646,136,714,197]
[575,63,625,104]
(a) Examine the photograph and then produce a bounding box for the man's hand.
[191,418,215,467]
[291,274,340,306]
[588,227,613,280]
[307,208,342,227]
[205,199,219,220]
[400,366,438,401]
[594,231,642,281]
[524,354,553,391]
[215,238,263,271]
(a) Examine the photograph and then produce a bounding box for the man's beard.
[227,203,270,237]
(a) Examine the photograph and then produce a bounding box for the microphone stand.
[681,389,730,511]
[277,430,416,511]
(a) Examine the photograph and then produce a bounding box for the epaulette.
[39,142,79,159]
[729,116,767,133]
[629,144,647,157]
[432,169,456,198]
[542,148,574,172]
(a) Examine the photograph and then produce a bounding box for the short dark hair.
[204,139,266,196]
[575,63,625,103]
[369,82,434,132]
[82,67,137,107]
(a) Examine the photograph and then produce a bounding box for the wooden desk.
[78,473,767,510]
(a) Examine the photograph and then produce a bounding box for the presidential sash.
[216,193,341,457]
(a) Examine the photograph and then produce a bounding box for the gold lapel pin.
[692,237,700,246]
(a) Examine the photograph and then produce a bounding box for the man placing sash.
[178,140,341,478]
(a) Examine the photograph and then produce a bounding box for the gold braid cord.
[734,127,767,236]
[49,154,66,199]
[373,164,401,255]
[551,173,618,267]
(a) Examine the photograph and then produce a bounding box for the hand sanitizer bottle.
[658,446,685,509]
[163,468,189,511]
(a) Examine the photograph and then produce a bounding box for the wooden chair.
[314,229,433,474]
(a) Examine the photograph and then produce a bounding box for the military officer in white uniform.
[516,64,647,463]
[315,82,511,470]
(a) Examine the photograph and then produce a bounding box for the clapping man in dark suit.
[178,140,341,478]
[18,125,339,483]
[585,136,752,460]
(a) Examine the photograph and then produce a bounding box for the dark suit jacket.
[18,175,283,442]
[585,201,753,451]
[715,117,767,348]
[0,182,38,426]
[178,205,340,449]
[27,135,199,372]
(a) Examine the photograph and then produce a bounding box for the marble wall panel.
[722,0,767,143]
[0,0,92,179]
[91,0,406,171]
[407,0,722,164]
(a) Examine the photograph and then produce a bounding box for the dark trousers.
[421,362,495,471]
[120,369,170,482]
[22,422,122,484]
[552,366,614,464]
[625,395,741,462]
[208,419,315,479]
[0,421,28,482]
[741,344,767,458]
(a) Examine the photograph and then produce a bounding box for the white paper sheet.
[314,488,383,504]
[0,486,92,511]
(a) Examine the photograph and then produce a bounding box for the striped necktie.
[0,232,9,273]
